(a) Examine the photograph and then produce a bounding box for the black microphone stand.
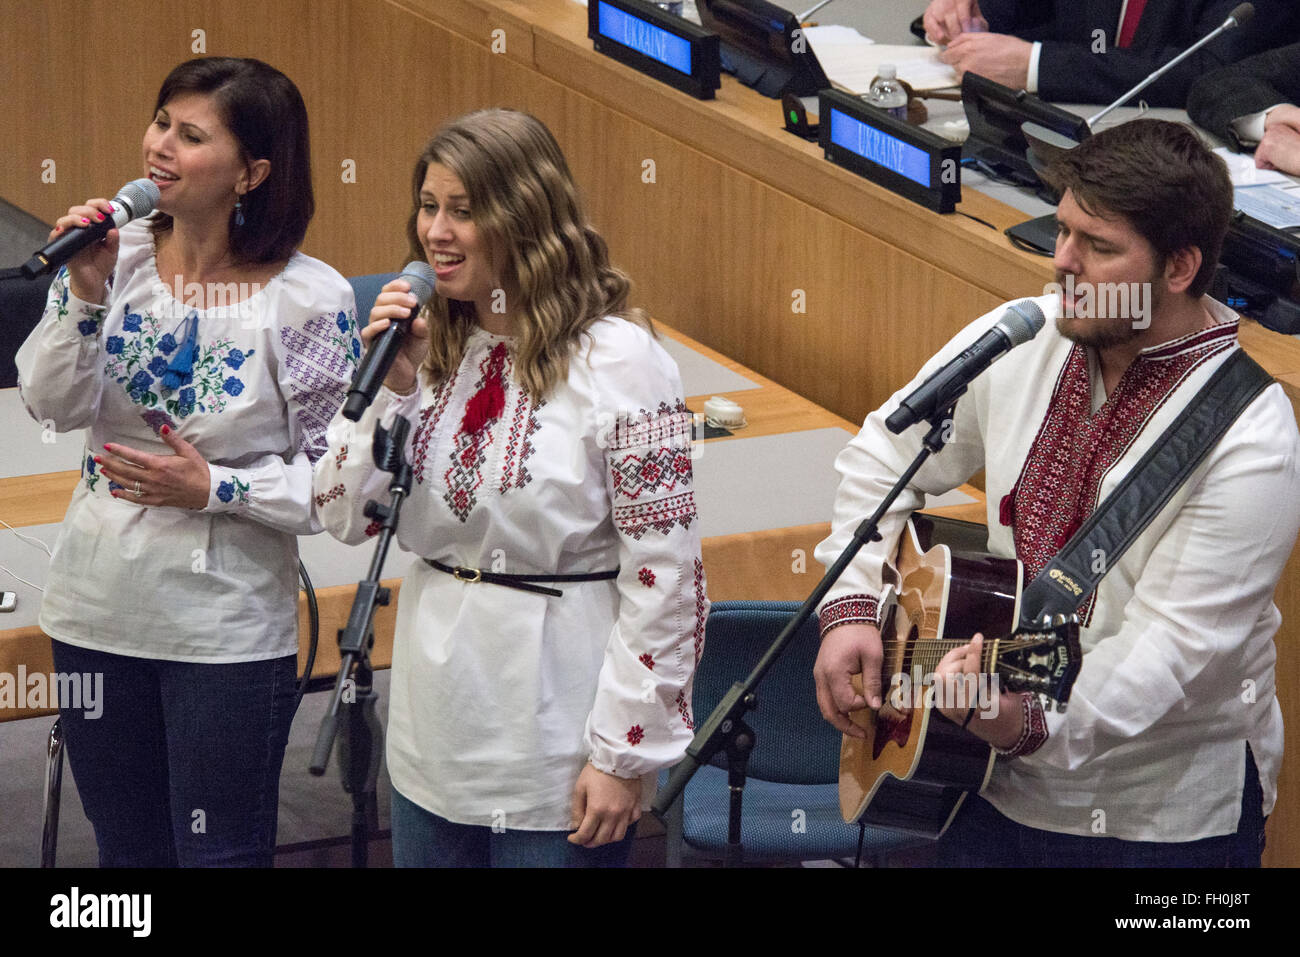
[309,414,413,867]
[653,404,958,865]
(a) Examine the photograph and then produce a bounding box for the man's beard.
[1055,315,1143,350]
[1054,271,1164,349]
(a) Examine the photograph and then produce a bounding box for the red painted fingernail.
[93,456,102,465]
[80,217,89,225]
[96,213,105,222]
[161,425,170,435]
[103,444,112,451]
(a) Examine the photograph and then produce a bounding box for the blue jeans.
[390,786,638,867]
[51,639,298,868]
[932,747,1266,867]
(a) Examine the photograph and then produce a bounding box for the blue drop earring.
[234,197,245,227]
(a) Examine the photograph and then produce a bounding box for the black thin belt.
[423,559,619,597]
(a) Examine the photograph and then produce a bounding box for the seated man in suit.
[813,119,1300,866]
[922,0,1296,106]
[1187,41,1300,175]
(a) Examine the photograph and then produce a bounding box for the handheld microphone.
[20,179,161,279]
[1086,3,1254,128]
[342,261,438,421]
[885,299,1045,434]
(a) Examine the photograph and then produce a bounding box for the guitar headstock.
[992,614,1083,711]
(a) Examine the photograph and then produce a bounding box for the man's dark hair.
[151,57,314,264]
[1042,119,1232,298]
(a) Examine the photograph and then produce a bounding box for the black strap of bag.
[1018,348,1275,627]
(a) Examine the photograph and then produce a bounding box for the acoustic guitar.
[838,514,1082,838]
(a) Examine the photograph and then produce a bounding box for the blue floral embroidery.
[102,304,254,417]
[335,314,350,334]
[351,337,361,359]
[49,267,105,337]
[128,370,154,398]
[216,476,251,505]
[83,453,99,492]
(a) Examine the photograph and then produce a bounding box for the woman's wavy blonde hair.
[405,109,649,401]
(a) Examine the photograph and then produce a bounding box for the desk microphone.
[1087,3,1255,128]
[886,299,1046,434]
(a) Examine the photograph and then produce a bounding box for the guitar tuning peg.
[1053,613,1067,627]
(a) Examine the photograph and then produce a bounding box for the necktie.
[1117,0,1148,48]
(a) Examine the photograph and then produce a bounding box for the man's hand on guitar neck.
[814,622,883,739]
[934,634,1025,750]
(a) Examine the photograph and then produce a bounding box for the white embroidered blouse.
[313,318,707,830]
[15,219,358,662]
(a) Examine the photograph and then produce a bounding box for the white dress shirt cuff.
[1025,42,1042,94]
[1231,105,1288,147]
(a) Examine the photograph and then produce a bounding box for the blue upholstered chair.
[347,272,398,326]
[661,600,931,867]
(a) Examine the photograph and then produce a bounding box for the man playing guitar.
[813,119,1300,866]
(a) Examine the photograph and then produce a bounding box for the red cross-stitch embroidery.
[499,390,544,493]
[638,567,656,587]
[675,689,694,730]
[412,369,459,485]
[443,344,508,522]
[639,653,655,670]
[314,484,345,508]
[626,725,645,746]
[692,558,706,666]
[1011,325,1235,621]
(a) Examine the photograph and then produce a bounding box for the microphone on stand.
[885,300,1046,434]
[1086,2,1255,128]
[1021,3,1255,164]
[18,179,161,279]
[342,261,438,421]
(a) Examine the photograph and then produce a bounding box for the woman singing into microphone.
[16,57,358,866]
[314,109,706,867]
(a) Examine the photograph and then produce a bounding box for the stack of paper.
[803,26,958,93]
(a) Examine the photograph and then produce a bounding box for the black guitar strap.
[1018,348,1275,626]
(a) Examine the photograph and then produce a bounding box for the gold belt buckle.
[453,566,483,583]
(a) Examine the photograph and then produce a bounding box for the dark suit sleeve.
[1186,43,1300,147]
[1029,0,1298,107]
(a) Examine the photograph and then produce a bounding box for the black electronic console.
[1215,211,1300,333]
[961,73,1090,188]
[698,0,830,98]
[818,88,962,214]
[589,0,721,99]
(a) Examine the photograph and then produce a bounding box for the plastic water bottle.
[867,64,909,122]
